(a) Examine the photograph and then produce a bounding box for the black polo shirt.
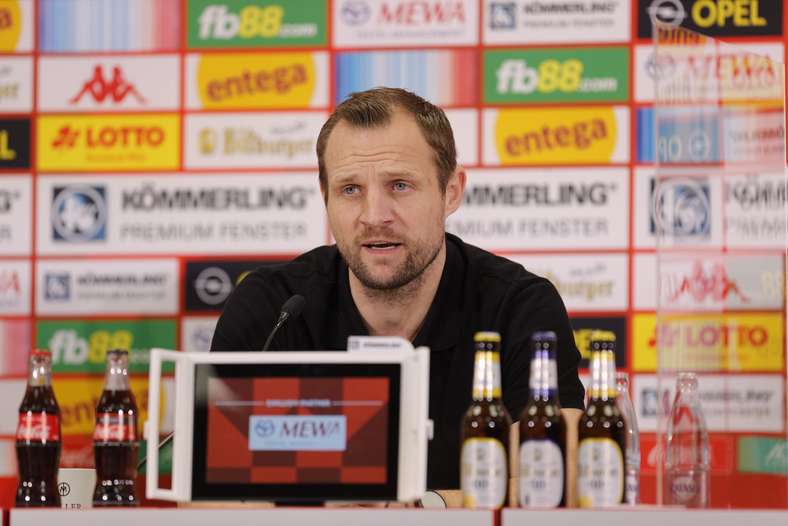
[210,233,585,489]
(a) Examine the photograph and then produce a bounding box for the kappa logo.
[489,2,516,29]
[51,185,107,243]
[341,0,371,25]
[647,0,686,28]
[667,261,750,304]
[650,178,711,238]
[69,65,147,105]
[44,273,71,301]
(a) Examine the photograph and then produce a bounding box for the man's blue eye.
[342,186,358,195]
[393,182,409,191]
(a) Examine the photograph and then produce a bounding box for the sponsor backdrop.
[0,0,785,508]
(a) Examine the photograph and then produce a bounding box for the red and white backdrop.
[0,0,785,507]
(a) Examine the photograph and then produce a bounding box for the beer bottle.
[15,349,61,507]
[460,331,511,509]
[518,331,566,508]
[577,331,626,507]
[93,349,139,507]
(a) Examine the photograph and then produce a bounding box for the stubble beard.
[342,237,443,300]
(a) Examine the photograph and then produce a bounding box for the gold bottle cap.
[474,331,501,343]
[589,330,616,343]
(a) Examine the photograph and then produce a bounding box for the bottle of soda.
[665,372,709,507]
[92,349,139,507]
[615,372,640,505]
[15,349,61,507]
[518,331,566,508]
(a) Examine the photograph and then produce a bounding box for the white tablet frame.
[145,346,431,503]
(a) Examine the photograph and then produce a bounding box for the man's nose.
[359,186,394,227]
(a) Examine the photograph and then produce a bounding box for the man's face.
[322,110,460,290]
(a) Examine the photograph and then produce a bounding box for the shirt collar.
[329,234,464,353]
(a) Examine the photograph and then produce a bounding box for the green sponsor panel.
[187,0,327,48]
[737,436,788,475]
[36,320,177,374]
[485,47,629,104]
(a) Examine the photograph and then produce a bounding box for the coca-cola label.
[16,412,60,441]
[93,412,136,442]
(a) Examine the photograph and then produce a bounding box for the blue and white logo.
[249,415,347,451]
[489,2,516,29]
[341,0,371,26]
[44,273,71,301]
[51,185,107,242]
[650,178,711,238]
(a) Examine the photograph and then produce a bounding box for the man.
[211,87,585,494]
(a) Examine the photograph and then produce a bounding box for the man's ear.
[444,166,466,218]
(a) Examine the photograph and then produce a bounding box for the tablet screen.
[191,363,401,501]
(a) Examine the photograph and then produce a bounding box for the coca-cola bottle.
[92,349,139,507]
[665,372,710,507]
[15,349,61,507]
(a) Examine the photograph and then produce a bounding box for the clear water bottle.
[665,372,709,507]
[616,372,640,505]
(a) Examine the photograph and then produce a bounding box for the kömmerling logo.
[51,185,107,242]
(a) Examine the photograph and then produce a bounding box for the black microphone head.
[281,294,305,319]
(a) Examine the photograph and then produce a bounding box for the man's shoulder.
[242,245,341,293]
[449,233,545,289]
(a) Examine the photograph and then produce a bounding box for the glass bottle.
[460,331,511,509]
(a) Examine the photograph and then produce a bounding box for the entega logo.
[51,185,107,243]
[494,107,619,165]
[0,0,22,51]
[69,65,147,106]
[196,53,318,109]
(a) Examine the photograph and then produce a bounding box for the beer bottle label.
[94,412,136,442]
[460,438,507,509]
[577,438,624,507]
[16,412,60,441]
[519,439,563,507]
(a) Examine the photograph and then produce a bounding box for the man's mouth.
[362,241,402,250]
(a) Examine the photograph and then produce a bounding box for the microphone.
[138,295,306,471]
[261,294,305,352]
